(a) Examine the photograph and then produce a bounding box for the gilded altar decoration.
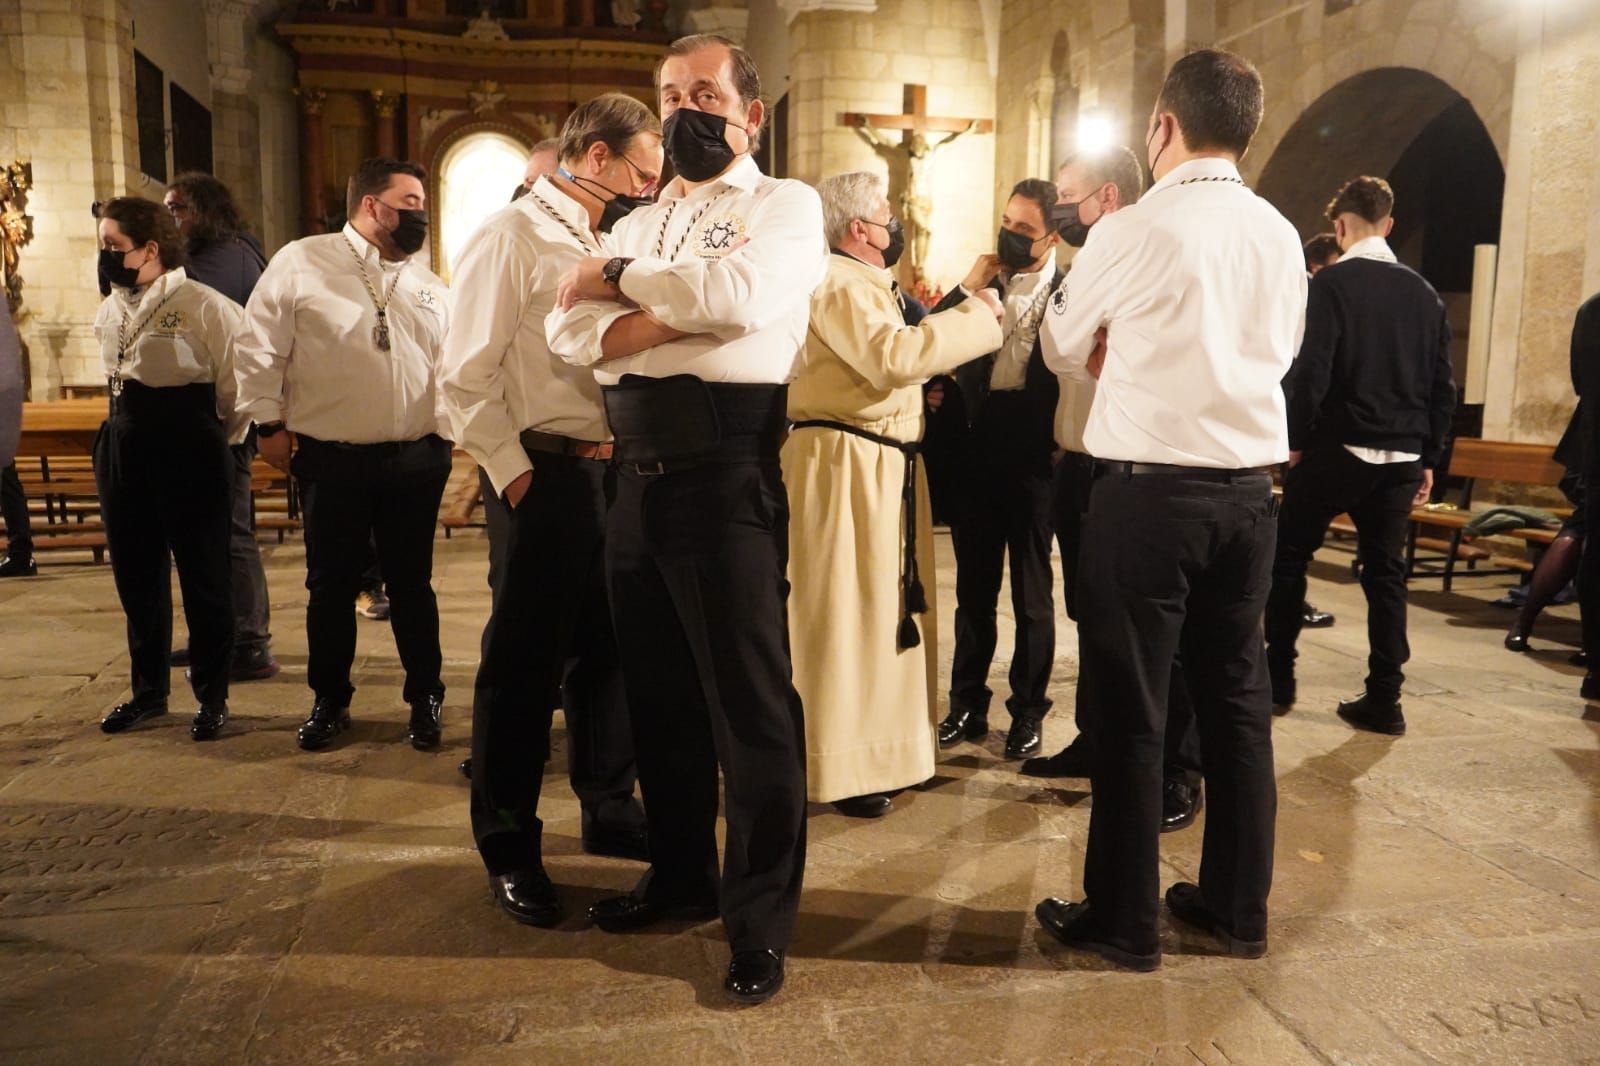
[0,160,35,316]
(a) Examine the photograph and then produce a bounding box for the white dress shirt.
[546,155,828,385]
[1040,158,1307,468]
[989,249,1057,392]
[93,267,247,443]
[234,223,451,444]
[439,178,610,495]
[1333,235,1421,465]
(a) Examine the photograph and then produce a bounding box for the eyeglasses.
[166,201,191,215]
[619,155,659,196]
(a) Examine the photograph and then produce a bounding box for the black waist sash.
[791,418,927,651]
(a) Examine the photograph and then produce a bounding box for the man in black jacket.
[1265,176,1456,735]
[935,179,1062,759]
[1572,293,1600,699]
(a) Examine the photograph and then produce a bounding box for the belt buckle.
[632,460,666,476]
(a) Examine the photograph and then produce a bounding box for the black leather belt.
[1092,460,1272,480]
[519,428,613,461]
[603,374,787,475]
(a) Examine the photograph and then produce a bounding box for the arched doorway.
[434,129,529,282]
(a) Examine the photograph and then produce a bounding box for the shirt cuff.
[614,256,673,311]
[482,438,534,498]
[244,400,283,426]
[592,305,640,362]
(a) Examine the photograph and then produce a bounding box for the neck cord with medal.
[527,188,601,253]
[651,186,735,260]
[997,277,1055,355]
[111,278,182,397]
[343,235,405,352]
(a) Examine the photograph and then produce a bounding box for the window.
[436,130,528,280]
[170,83,213,177]
[135,50,166,182]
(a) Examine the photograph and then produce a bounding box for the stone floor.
[2,528,1597,1065]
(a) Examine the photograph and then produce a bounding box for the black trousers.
[1077,469,1277,953]
[228,436,271,656]
[607,458,807,953]
[1053,453,1201,785]
[292,434,452,707]
[1,461,32,559]
[1265,448,1421,701]
[470,451,639,876]
[478,467,513,612]
[950,410,1056,723]
[1583,479,1600,665]
[93,383,234,708]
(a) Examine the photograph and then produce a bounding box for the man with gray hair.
[787,171,1001,821]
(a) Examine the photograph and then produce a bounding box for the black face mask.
[98,247,145,290]
[560,166,654,233]
[1051,195,1096,248]
[860,218,905,269]
[662,108,737,182]
[997,227,1042,271]
[384,204,430,255]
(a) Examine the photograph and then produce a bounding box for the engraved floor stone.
[3,531,1598,1064]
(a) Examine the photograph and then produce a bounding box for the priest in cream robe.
[785,171,1004,818]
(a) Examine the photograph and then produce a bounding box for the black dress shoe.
[169,647,192,668]
[1161,779,1202,833]
[297,698,352,751]
[1571,650,1589,668]
[937,707,988,748]
[408,693,443,750]
[1504,629,1531,653]
[1034,897,1159,971]
[1583,674,1600,701]
[1301,603,1335,628]
[190,703,228,741]
[1337,693,1405,735]
[1165,882,1266,958]
[1021,735,1094,778]
[0,553,37,577]
[1004,716,1043,759]
[582,823,650,862]
[588,892,719,933]
[100,701,168,734]
[726,949,785,1004]
[1268,659,1295,709]
[231,646,281,681]
[831,793,893,818]
[459,757,473,780]
[490,869,562,927]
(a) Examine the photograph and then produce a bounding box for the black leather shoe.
[1337,693,1405,735]
[1034,897,1159,971]
[1021,735,1094,778]
[1269,659,1295,709]
[1504,629,1531,653]
[726,949,785,1004]
[1161,779,1202,833]
[1165,882,1266,958]
[231,646,280,681]
[1004,716,1043,759]
[588,892,719,933]
[937,707,988,748]
[297,698,352,750]
[408,693,443,750]
[459,757,472,780]
[582,823,650,862]
[169,647,192,668]
[832,793,893,818]
[1583,674,1600,701]
[1571,650,1589,668]
[100,701,168,734]
[0,553,37,577]
[190,703,228,741]
[490,869,562,927]
[1301,602,1335,628]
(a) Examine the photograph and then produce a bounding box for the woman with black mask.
[92,197,245,740]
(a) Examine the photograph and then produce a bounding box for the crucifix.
[842,85,993,285]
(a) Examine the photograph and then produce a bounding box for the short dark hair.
[167,171,248,247]
[657,33,764,152]
[97,196,187,269]
[1059,147,1146,206]
[557,93,662,168]
[1303,232,1341,269]
[1156,49,1264,157]
[1007,178,1059,233]
[346,157,427,218]
[1326,176,1394,224]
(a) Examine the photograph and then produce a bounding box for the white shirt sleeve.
[616,181,827,337]
[1040,219,1126,382]
[232,248,299,426]
[544,228,632,368]
[198,289,248,443]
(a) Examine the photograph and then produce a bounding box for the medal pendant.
[110,368,123,397]
[373,319,391,352]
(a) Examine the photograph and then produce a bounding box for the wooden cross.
[841,84,994,142]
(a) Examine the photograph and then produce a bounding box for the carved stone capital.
[371,89,400,119]
[295,87,328,116]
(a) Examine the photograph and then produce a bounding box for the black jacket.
[187,232,267,309]
[1571,292,1600,477]
[1286,256,1456,468]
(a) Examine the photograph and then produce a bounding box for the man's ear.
[1382,216,1395,239]
[744,98,765,143]
[585,139,611,176]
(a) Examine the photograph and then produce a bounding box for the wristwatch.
[602,256,634,290]
[256,421,286,438]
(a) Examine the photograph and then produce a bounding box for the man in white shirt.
[509,138,560,202]
[934,179,1063,762]
[235,157,455,755]
[1034,50,1307,971]
[439,94,663,928]
[545,34,826,1005]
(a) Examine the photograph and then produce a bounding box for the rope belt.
[791,419,927,650]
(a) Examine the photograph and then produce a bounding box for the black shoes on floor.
[936,707,988,747]
[1301,602,1335,628]
[1337,692,1406,735]
[190,703,228,741]
[1035,897,1160,972]
[587,892,720,933]
[1161,779,1202,833]
[100,701,168,733]
[298,697,352,750]
[726,949,785,1004]
[1004,716,1042,759]
[1165,882,1267,958]
[0,553,36,577]
[490,870,563,927]
[408,693,443,750]
[831,793,893,818]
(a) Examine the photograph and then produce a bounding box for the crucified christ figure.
[853,119,983,282]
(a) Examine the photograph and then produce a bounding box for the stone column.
[205,0,261,230]
[371,91,400,159]
[296,87,328,235]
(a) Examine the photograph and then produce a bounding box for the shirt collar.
[1148,157,1245,197]
[528,175,598,239]
[342,222,406,271]
[829,249,895,290]
[1343,235,1398,263]
[659,154,761,203]
[119,266,186,311]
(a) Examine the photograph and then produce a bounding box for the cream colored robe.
[784,254,1003,802]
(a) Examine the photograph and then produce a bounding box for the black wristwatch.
[256,421,286,438]
[602,256,634,290]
